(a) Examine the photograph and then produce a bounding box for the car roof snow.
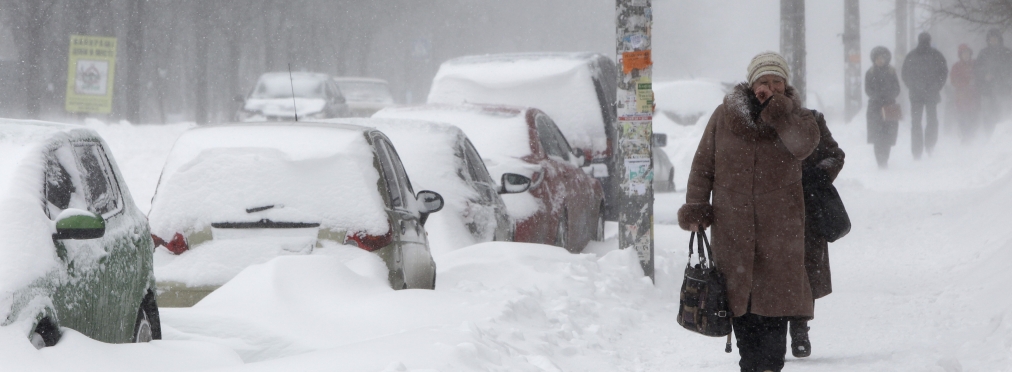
[444,52,605,65]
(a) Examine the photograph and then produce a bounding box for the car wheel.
[31,318,60,349]
[593,204,605,242]
[554,210,568,250]
[133,292,161,343]
[133,307,153,343]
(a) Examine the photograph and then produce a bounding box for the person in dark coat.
[788,110,845,358]
[902,32,948,159]
[865,46,901,168]
[976,29,1012,136]
[950,44,980,143]
[679,51,820,372]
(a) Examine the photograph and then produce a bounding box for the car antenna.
[288,63,299,122]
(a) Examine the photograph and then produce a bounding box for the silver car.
[148,122,443,307]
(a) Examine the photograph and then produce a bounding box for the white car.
[235,72,350,121]
[333,77,395,117]
[148,122,444,306]
[323,118,531,253]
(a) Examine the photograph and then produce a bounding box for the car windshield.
[249,74,327,99]
[336,81,393,103]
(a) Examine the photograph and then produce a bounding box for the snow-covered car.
[235,72,350,121]
[333,77,395,117]
[652,133,675,192]
[0,120,159,349]
[148,122,444,307]
[427,53,619,218]
[375,104,605,253]
[322,118,532,252]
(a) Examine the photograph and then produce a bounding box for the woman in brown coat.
[679,51,820,372]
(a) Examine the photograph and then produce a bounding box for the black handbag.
[803,167,852,242]
[677,231,732,338]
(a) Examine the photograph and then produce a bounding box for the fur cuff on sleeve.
[678,203,714,231]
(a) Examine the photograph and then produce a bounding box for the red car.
[374,104,605,252]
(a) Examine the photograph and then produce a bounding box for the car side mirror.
[233,94,246,104]
[572,148,591,167]
[652,133,668,148]
[499,173,531,194]
[53,209,105,240]
[416,190,444,226]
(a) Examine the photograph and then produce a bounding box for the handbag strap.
[688,231,716,268]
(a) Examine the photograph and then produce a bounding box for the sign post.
[65,35,117,114]
[616,0,654,283]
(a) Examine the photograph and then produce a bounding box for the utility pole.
[781,0,806,107]
[616,0,654,283]
[843,0,862,122]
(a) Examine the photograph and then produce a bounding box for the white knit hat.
[747,51,790,86]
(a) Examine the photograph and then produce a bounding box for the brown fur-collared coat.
[678,83,820,319]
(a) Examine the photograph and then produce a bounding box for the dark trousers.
[733,313,789,372]
[910,100,938,158]
[874,143,891,168]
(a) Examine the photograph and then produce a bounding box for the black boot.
[790,320,811,358]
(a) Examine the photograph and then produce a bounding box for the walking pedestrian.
[950,44,980,143]
[901,32,948,159]
[788,110,845,358]
[679,51,820,372]
[865,46,901,168]
[976,29,1012,136]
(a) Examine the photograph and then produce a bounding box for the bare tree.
[1,0,57,118]
[935,0,1012,30]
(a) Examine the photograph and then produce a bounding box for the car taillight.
[151,233,189,255]
[345,229,393,252]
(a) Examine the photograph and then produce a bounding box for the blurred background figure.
[976,29,1012,137]
[865,46,901,169]
[950,44,979,144]
[902,32,948,160]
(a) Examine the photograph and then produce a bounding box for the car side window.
[44,146,88,219]
[383,140,416,211]
[72,142,122,216]
[375,140,405,209]
[535,115,569,160]
[546,118,574,159]
[463,140,495,185]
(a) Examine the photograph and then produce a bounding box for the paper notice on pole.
[625,158,652,196]
[635,77,653,114]
[621,50,652,74]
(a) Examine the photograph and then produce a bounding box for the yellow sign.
[65,35,117,114]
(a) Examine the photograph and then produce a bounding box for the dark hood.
[870,46,892,65]
[988,28,1005,46]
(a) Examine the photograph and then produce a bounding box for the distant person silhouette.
[865,46,901,168]
[902,32,948,159]
[976,29,1012,136]
[950,44,980,143]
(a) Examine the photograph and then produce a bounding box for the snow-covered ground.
[4,112,1012,371]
